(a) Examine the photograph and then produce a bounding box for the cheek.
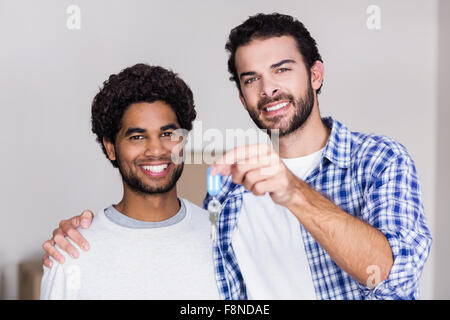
[292,74,310,93]
[241,88,260,110]
[165,139,184,156]
[116,143,142,162]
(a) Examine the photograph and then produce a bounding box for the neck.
[114,185,180,222]
[277,100,330,159]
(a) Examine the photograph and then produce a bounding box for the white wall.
[0,0,442,299]
[435,0,450,300]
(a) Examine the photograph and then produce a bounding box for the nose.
[143,136,167,158]
[260,77,280,98]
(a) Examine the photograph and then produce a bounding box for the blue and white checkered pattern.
[203,117,432,300]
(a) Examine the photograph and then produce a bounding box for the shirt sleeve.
[202,192,212,210]
[358,151,432,299]
[40,249,81,299]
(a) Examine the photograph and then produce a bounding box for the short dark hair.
[91,63,196,167]
[225,13,323,94]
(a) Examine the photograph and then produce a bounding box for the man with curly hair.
[40,63,219,299]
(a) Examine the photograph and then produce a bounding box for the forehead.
[235,35,303,73]
[121,101,179,129]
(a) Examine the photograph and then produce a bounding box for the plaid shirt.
[203,117,432,300]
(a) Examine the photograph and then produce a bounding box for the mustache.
[257,94,294,111]
[136,156,174,164]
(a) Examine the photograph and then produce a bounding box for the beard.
[246,81,315,137]
[116,155,184,195]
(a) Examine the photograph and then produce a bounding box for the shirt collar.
[321,117,352,169]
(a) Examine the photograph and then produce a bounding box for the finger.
[66,227,90,251]
[58,210,93,232]
[42,240,65,264]
[241,167,271,192]
[53,230,79,259]
[219,143,272,165]
[42,254,53,268]
[60,216,90,250]
[80,210,94,229]
[252,179,275,196]
[211,164,233,176]
[230,154,276,185]
[212,144,272,175]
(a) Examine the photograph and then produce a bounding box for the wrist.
[286,179,329,224]
[285,179,308,213]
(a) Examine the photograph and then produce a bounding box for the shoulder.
[350,130,415,172]
[182,198,208,216]
[181,198,209,226]
[327,118,413,167]
[77,208,108,236]
[50,208,110,267]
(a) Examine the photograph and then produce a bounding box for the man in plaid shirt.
[42,13,431,300]
[204,13,431,300]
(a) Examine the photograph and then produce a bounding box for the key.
[207,167,222,241]
[208,198,221,241]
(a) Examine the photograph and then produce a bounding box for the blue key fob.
[207,166,222,197]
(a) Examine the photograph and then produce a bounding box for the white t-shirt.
[40,198,220,299]
[231,147,325,299]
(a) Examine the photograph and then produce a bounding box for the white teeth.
[265,101,289,112]
[143,164,168,173]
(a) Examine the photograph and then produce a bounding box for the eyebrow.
[124,123,179,136]
[239,71,257,80]
[160,123,179,131]
[239,59,297,80]
[124,127,146,137]
[270,59,296,69]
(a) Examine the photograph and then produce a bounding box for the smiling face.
[103,101,184,195]
[235,35,316,137]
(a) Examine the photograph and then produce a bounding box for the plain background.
[0,0,448,299]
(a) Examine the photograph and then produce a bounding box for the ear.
[103,137,116,161]
[310,60,325,92]
[238,92,248,110]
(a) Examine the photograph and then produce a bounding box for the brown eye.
[277,68,290,73]
[244,77,258,85]
[161,132,173,138]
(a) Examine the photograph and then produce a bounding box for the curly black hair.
[226,13,323,95]
[91,63,196,167]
